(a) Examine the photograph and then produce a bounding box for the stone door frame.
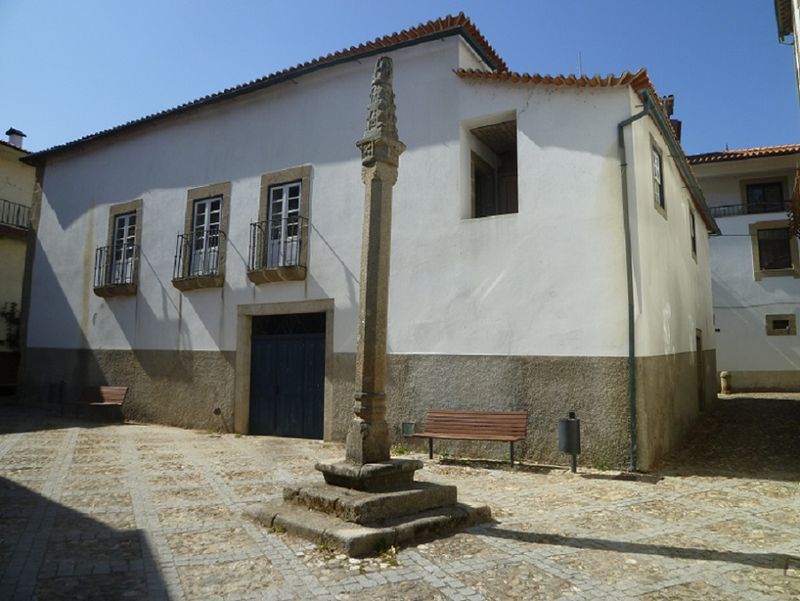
[234,298,335,438]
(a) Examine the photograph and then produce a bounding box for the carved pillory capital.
[356,56,406,169]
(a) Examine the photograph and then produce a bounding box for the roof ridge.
[26,13,505,162]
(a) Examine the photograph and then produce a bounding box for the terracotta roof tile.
[454,68,652,90]
[687,144,800,165]
[25,13,504,162]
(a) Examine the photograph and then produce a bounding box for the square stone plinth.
[246,499,491,557]
[284,481,458,524]
[315,459,423,492]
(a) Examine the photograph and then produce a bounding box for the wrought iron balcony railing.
[709,201,791,218]
[0,198,30,229]
[248,217,307,273]
[93,244,139,293]
[172,227,224,281]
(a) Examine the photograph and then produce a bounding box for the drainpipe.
[617,97,653,472]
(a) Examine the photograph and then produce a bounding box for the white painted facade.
[28,37,711,361]
[23,26,716,467]
[693,154,800,382]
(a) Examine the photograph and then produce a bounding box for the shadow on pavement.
[0,477,167,600]
[480,526,798,570]
[655,395,800,482]
[0,406,114,436]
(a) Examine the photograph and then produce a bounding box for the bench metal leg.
[429,438,433,459]
[510,441,515,467]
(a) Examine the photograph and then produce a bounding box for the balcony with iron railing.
[0,198,30,233]
[172,227,226,291]
[709,201,791,219]
[93,244,139,297]
[247,216,308,284]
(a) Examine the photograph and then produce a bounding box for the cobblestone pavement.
[1,396,798,600]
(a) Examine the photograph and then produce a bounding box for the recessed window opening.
[766,314,797,336]
[746,182,783,214]
[469,119,518,218]
[652,143,665,212]
[689,210,697,257]
[757,227,792,271]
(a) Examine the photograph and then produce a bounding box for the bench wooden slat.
[413,409,529,466]
[82,386,128,405]
[412,433,522,441]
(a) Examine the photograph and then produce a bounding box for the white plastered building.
[690,145,800,391]
[20,15,718,470]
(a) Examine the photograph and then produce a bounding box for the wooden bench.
[412,409,528,466]
[62,386,128,422]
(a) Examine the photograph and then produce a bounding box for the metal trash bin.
[401,422,416,437]
[558,411,581,473]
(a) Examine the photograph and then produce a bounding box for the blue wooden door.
[249,330,324,439]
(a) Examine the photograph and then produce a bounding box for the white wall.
[29,36,641,360]
[625,91,716,358]
[694,157,800,372]
[0,147,34,207]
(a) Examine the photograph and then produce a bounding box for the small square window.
[766,314,796,336]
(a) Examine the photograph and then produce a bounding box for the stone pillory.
[248,57,490,555]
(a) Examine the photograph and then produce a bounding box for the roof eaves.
[775,0,794,39]
[23,13,505,165]
[687,144,800,165]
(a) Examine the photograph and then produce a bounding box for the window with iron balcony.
[94,199,141,298]
[248,166,311,284]
[172,182,230,291]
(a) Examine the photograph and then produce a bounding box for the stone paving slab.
[0,398,799,600]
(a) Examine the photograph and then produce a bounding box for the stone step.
[283,481,458,525]
[246,500,491,558]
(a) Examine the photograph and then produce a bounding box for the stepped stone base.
[246,496,490,557]
[284,481,457,524]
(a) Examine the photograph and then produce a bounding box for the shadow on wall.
[20,239,107,406]
[0,475,168,599]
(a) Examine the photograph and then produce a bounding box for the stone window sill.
[93,283,137,298]
[172,273,224,291]
[247,265,306,285]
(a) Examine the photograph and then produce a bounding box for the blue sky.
[1,0,797,154]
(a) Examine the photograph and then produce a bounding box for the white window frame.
[111,212,136,284]
[266,181,301,268]
[190,196,222,276]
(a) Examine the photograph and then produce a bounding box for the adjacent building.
[0,129,34,395]
[20,14,718,470]
[775,0,800,99]
[690,144,800,391]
